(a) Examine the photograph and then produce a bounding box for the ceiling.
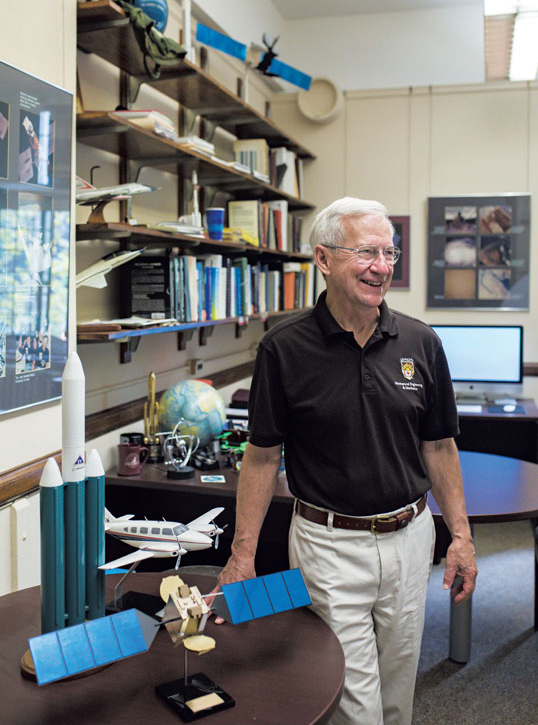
[269,1,514,81]
[270,0,481,21]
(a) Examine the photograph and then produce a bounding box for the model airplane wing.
[76,248,146,289]
[76,181,158,204]
[141,542,188,556]
[98,550,155,570]
[187,507,224,529]
[195,24,311,90]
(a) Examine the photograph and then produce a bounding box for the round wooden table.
[1,573,344,725]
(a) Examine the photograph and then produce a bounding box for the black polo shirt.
[248,291,459,515]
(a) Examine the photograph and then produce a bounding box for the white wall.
[271,80,538,402]
[0,0,77,594]
[194,0,284,46]
[194,2,485,92]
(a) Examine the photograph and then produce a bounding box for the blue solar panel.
[110,609,148,657]
[262,572,293,613]
[282,569,312,608]
[28,609,155,686]
[85,616,122,666]
[196,24,247,62]
[221,581,253,624]
[243,577,274,618]
[267,57,311,91]
[57,624,95,675]
[29,631,68,685]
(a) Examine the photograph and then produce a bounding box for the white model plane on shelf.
[102,507,225,570]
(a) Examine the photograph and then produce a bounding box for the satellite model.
[196,23,312,91]
[28,568,312,721]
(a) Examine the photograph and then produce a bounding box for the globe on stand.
[159,380,226,449]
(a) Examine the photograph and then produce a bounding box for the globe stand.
[167,465,195,480]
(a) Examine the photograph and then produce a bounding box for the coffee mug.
[119,431,145,447]
[205,207,225,240]
[117,443,149,476]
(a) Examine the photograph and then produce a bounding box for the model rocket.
[39,351,105,634]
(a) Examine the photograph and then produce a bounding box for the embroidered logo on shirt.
[400,357,415,380]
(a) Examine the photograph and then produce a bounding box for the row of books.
[124,255,317,323]
[233,138,304,198]
[227,199,303,252]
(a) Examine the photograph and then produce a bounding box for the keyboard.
[456,404,483,414]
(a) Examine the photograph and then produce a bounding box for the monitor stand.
[455,392,487,406]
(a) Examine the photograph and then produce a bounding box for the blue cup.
[206,207,225,240]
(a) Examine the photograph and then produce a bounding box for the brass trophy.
[144,372,161,462]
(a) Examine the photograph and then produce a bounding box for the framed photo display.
[427,194,530,309]
[0,60,72,416]
[389,215,410,289]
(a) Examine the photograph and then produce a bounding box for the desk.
[106,451,538,664]
[456,399,538,463]
[428,450,538,663]
[1,573,344,725]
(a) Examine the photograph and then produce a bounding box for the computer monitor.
[430,324,523,402]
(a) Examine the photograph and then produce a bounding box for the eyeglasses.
[321,244,401,265]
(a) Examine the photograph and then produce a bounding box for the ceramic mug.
[117,443,149,476]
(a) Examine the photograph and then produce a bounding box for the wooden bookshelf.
[77,0,315,159]
[77,112,315,211]
[75,221,313,260]
[76,2,317,360]
[77,310,307,364]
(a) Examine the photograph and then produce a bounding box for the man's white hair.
[309,197,394,251]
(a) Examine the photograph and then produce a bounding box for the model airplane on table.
[196,23,311,90]
[103,507,225,570]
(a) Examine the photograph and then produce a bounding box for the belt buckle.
[370,515,398,534]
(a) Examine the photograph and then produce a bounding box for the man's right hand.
[208,554,256,624]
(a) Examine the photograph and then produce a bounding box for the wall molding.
[0,361,255,507]
[2,359,536,507]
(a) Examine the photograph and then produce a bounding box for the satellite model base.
[167,465,195,479]
[156,672,235,721]
[106,591,164,617]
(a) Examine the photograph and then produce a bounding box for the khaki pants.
[289,502,435,725]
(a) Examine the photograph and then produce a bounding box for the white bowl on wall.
[297,77,344,124]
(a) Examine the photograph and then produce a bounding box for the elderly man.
[217,197,477,725]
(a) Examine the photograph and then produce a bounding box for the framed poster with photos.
[427,194,530,310]
[389,215,410,289]
[0,60,72,416]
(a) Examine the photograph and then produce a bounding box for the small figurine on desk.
[144,371,162,462]
[161,417,199,479]
[218,429,249,471]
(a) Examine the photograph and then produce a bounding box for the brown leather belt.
[296,494,427,534]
